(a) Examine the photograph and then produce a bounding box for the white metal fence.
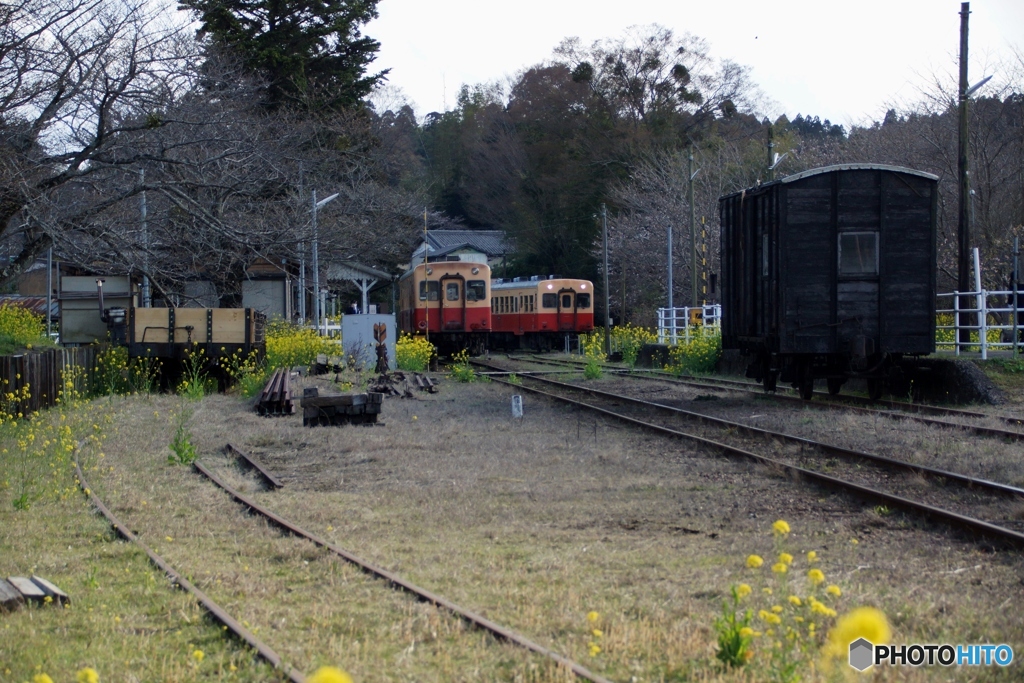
[936,289,1022,359]
[657,304,722,345]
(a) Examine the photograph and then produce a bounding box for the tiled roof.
[425,230,509,256]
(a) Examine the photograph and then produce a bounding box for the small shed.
[326,261,394,314]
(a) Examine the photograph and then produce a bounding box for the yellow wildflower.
[739,627,754,638]
[807,550,818,563]
[307,666,354,683]
[592,629,603,637]
[771,605,783,614]
[587,611,600,623]
[746,554,764,568]
[762,587,773,595]
[807,568,825,585]
[736,583,752,598]
[34,675,54,683]
[771,562,788,574]
[788,596,802,607]
[826,584,842,597]
[778,552,793,565]
[822,607,891,668]
[76,668,99,683]
[772,519,791,535]
[588,642,602,656]
[192,650,204,662]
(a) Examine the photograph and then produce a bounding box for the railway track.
[473,359,1024,549]
[77,445,614,683]
[195,449,614,683]
[502,354,1024,442]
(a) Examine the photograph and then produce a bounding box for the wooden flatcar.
[489,276,595,350]
[397,261,491,354]
[720,164,938,399]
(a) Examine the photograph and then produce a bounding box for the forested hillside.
[2,0,1021,322]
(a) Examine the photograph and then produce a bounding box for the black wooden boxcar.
[720,164,938,399]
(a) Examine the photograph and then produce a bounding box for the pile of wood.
[368,371,437,397]
[1,576,68,611]
[300,387,383,426]
[255,367,295,416]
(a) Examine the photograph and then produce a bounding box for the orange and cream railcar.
[490,276,595,350]
[398,261,491,354]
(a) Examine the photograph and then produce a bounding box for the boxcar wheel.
[827,377,844,395]
[798,377,814,400]
[867,378,884,400]
[763,371,777,393]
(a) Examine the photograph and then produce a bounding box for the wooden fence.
[1,345,104,414]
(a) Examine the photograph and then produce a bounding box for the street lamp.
[312,190,339,334]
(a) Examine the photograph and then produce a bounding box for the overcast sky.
[366,0,1023,127]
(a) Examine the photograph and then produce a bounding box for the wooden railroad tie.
[300,387,383,426]
[1,576,69,612]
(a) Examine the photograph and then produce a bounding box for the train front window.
[576,293,591,309]
[838,232,878,276]
[419,281,439,301]
[446,282,460,301]
[561,294,572,309]
[542,293,557,308]
[466,280,485,301]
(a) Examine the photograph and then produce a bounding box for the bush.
[265,320,339,370]
[396,334,435,371]
[667,327,721,375]
[581,325,658,366]
[447,349,477,382]
[0,304,52,354]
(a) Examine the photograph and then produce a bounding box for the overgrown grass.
[395,333,435,372]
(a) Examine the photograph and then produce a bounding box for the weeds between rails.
[474,361,1024,550]
[191,452,614,683]
[501,355,1024,443]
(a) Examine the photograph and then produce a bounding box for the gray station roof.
[419,230,509,258]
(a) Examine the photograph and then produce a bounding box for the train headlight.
[471,267,479,274]
[425,268,433,275]
[580,283,587,289]
[546,284,553,289]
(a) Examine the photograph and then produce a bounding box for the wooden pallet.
[300,388,383,426]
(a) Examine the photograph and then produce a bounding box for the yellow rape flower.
[587,611,600,623]
[826,584,842,597]
[192,650,204,662]
[788,596,802,607]
[588,642,602,656]
[807,568,825,585]
[739,626,754,638]
[592,629,603,637]
[76,668,99,683]
[822,607,891,669]
[771,605,783,614]
[34,675,54,683]
[746,554,764,568]
[307,666,354,683]
[772,519,791,535]
[736,583,752,598]
[778,552,793,565]
[807,550,818,563]
[772,562,788,574]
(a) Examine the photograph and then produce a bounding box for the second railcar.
[397,261,491,355]
[720,164,938,399]
[489,276,595,350]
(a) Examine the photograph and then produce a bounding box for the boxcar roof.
[719,163,939,201]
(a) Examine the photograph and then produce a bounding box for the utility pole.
[667,219,673,311]
[688,148,698,307]
[312,189,320,333]
[298,165,306,323]
[423,207,429,344]
[957,1,972,345]
[602,203,610,355]
[767,124,775,182]
[139,169,150,307]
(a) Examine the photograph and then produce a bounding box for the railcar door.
[556,289,577,331]
[439,274,466,331]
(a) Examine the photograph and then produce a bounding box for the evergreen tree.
[180,0,387,110]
